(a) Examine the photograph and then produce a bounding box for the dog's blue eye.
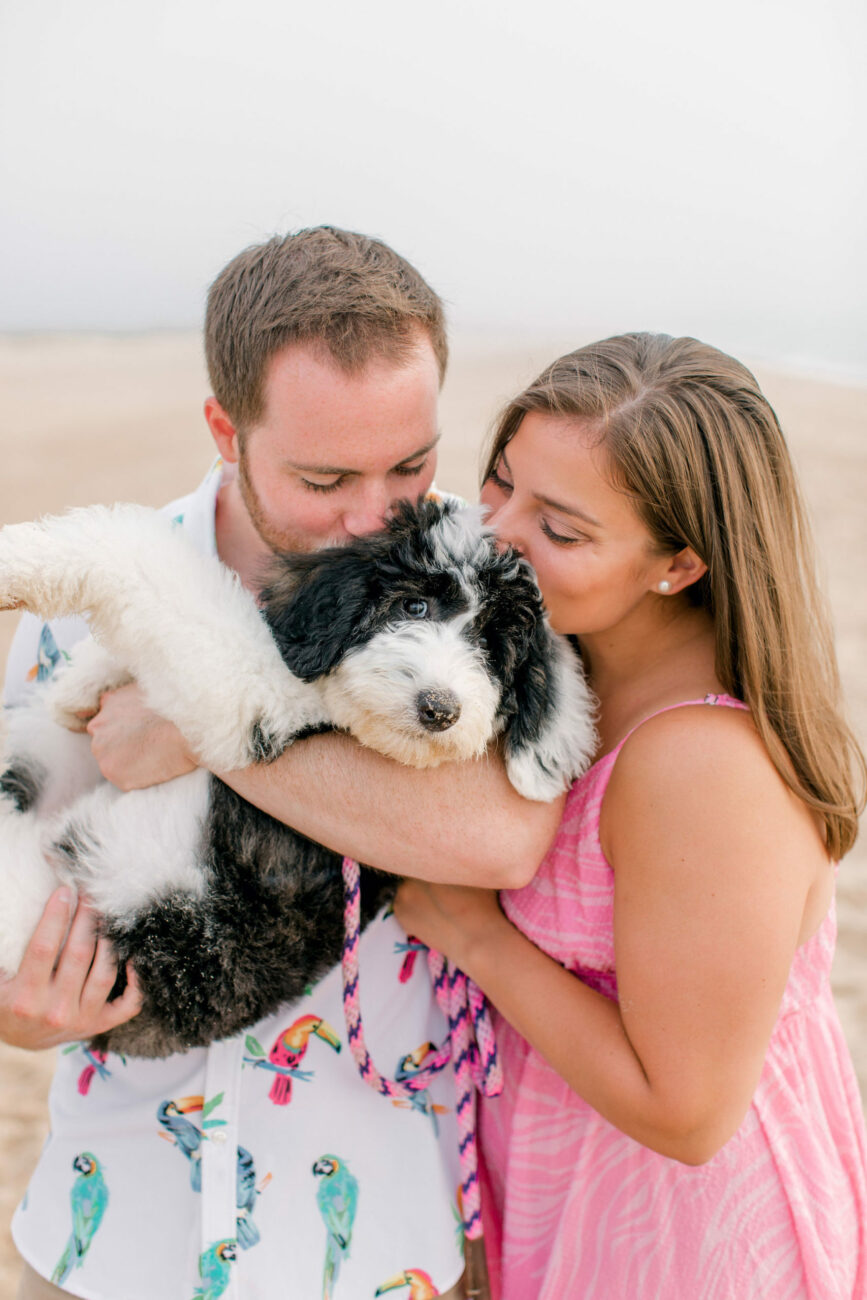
[403,598,429,619]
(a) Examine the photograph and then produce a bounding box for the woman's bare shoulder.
[600,702,826,873]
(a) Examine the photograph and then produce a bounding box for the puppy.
[0,499,595,1057]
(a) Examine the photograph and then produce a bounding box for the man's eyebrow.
[286,434,440,477]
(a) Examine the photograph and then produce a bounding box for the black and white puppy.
[0,498,595,1058]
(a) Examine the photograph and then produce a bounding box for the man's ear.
[204,397,240,465]
[658,545,707,595]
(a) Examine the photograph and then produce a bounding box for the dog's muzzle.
[415,688,461,732]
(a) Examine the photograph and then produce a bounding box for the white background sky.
[1,0,865,377]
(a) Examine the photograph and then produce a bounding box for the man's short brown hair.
[204,226,448,434]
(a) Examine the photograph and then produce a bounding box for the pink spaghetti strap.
[613,691,748,755]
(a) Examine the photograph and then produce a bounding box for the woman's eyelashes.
[488,464,513,493]
[301,459,428,494]
[540,518,586,546]
[489,467,584,545]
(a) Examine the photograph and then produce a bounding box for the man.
[2,228,557,1299]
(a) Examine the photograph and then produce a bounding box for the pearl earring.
[657,580,671,593]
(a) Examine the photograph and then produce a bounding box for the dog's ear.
[502,624,598,802]
[474,557,597,801]
[260,546,377,681]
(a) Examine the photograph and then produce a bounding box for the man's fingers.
[77,936,122,1019]
[94,964,143,1032]
[17,888,76,987]
[67,709,96,733]
[52,900,99,996]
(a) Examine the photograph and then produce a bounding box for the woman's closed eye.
[487,464,513,493]
[540,517,587,546]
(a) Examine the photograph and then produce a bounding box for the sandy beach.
[0,333,864,1295]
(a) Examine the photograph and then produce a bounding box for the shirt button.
[210,1130,228,1145]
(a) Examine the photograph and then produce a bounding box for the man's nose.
[343,485,392,538]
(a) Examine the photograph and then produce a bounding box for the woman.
[394,334,867,1298]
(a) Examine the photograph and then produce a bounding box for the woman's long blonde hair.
[483,333,865,859]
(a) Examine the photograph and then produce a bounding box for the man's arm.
[221,731,563,887]
[88,684,564,888]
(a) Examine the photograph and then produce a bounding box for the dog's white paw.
[45,639,132,730]
[0,517,84,618]
[172,676,330,772]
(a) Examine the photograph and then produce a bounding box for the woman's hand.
[87,683,197,790]
[393,879,508,970]
[0,888,143,1050]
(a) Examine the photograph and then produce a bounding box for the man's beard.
[237,449,343,555]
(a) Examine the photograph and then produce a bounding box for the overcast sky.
[1,0,865,377]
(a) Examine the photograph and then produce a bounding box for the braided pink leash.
[341,856,503,1240]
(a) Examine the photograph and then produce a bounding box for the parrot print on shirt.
[235,1144,271,1250]
[391,1042,449,1136]
[76,1047,110,1095]
[27,621,66,683]
[158,1096,207,1191]
[157,1096,268,1248]
[51,1152,109,1285]
[375,1269,441,1298]
[312,1153,359,1299]
[394,935,426,983]
[193,1239,236,1299]
[252,1014,342,1106]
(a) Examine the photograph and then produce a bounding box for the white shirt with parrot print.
[6,461,465,1300]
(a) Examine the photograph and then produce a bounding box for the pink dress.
[480,696,867,1299]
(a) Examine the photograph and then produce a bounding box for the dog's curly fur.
[0,498,596,1057]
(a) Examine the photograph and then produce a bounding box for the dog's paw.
[0,518,74,617]
[45,639,132,731]
[247,721,291,764]
[504,746,573,802]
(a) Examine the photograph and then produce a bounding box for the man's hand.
[87,683,197,790]
[0,888,143,1050]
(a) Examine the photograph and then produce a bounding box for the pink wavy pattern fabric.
[480,697,867,1299]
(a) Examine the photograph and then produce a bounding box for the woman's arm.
[395,707,826,1163]
[87,685,564,888]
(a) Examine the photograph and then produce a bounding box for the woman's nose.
[484,497,524,556]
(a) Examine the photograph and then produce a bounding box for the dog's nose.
[416,688,461,731]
